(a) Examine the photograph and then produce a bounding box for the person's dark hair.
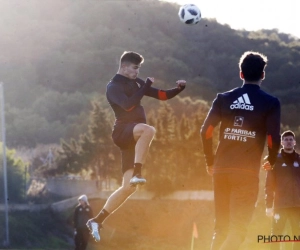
[281,130,295,140]
[120,51,144,65]
[239,51,267,81]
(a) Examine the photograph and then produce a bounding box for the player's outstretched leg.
[86,169,137,242]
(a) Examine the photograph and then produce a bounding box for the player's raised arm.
[144,79,186,100]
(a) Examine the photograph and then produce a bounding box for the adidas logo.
[230,93,254,111]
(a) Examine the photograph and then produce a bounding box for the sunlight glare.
[162,0,300,38]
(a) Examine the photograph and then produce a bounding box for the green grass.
[0,208,73,249]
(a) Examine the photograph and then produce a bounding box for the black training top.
[73,204,93,229]
[265,149,300,209]
[106,74,185,125]
[200,83,281,175]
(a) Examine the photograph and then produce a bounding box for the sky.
[162,0,300,39]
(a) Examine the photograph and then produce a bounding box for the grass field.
[1,186,295,249]
[83,198,278,250]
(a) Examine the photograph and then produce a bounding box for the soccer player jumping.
[86,51,186,242]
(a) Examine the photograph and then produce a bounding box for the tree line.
[36,96,213,195]
[1,0,300,148]
[1,0,300,196]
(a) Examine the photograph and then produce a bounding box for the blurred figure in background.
[265,130,300,250]
[74,194,93,250]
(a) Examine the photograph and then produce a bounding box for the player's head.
[239,51,268,82]
[78,194,89,206]
[118,51,144,79]
[281,130,296,151]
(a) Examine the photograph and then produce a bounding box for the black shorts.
[112,123,138,174]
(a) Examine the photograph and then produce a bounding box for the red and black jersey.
[106,74,184,125]
[200,83,281,175]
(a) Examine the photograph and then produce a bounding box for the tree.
[79,102,119,185]
[1,0,300,147]
[0,144,28,202]
[145,97,212,195]
[38,102,119,187]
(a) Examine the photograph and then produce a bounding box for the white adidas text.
[230,93,254,111]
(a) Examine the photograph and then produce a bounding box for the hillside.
[0,0,300,147]
[1,1,299,248]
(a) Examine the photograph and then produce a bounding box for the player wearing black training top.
[86,51,186,242]
[200,51,281,250]
[265,130,300,250]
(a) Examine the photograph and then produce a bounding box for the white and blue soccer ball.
[178,4,201,25]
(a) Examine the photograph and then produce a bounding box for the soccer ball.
[178,4,201,25]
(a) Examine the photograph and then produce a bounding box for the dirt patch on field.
[87,198,271,250]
